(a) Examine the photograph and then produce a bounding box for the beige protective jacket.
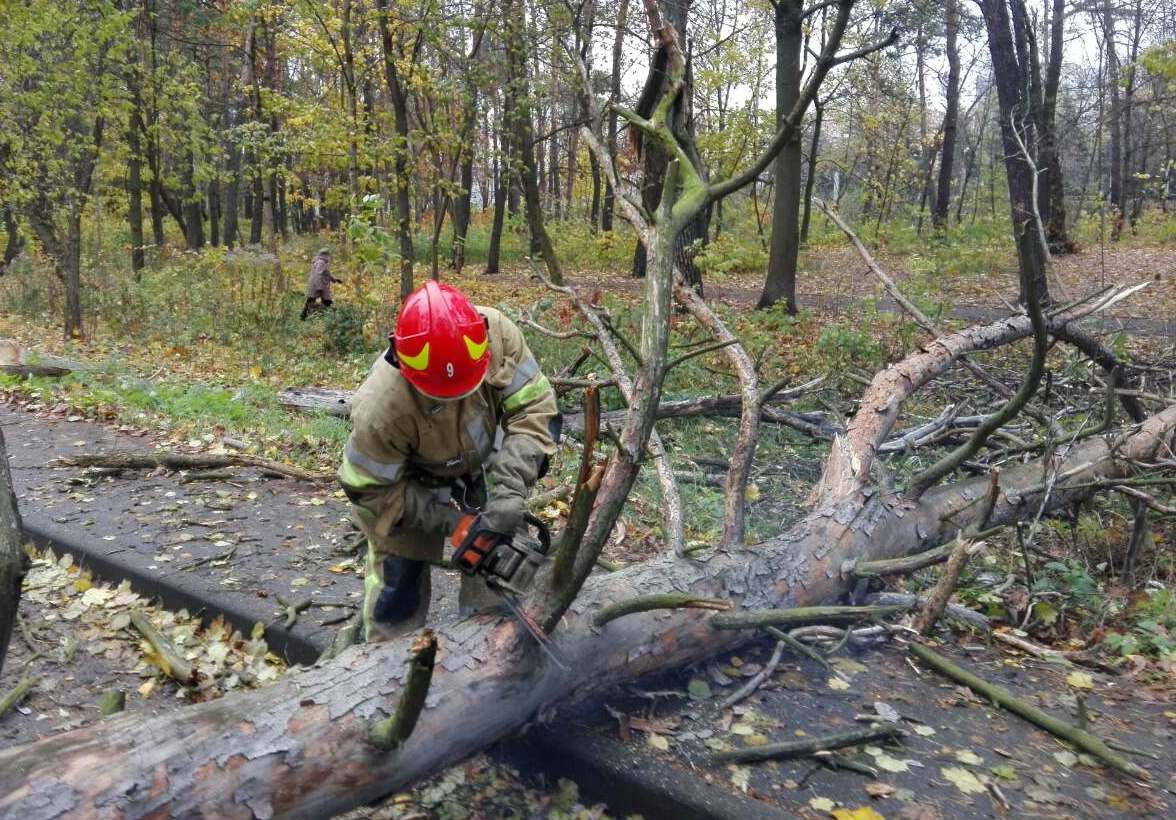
[340,307,558,558]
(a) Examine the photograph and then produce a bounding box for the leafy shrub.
[696,231,767,278]
[320,303,370,355]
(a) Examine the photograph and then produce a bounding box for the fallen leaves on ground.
[21,546,285,700]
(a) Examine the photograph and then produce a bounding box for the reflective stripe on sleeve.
[501,356,540,398]
[343,438,404,484]
[501,373,552,413]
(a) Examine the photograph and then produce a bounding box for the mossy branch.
[593,594,731,628]
[130,610,195,685]
[0,675,35,719]
[711,604,910,631]
[369,630,437,752]
[910,643,1149,779]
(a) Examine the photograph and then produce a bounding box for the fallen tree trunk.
[2,403,1171,816]
[1,428,28,678]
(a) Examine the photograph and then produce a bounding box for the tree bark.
[759,0,803,311]
[799,98,823,245]
[932,0,960,231]
[0,429,28,680]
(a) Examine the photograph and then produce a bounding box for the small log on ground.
[712,725,905,765]
[910,643,1148,779]
[0,675,35,719]
[129,611,195,685]
[0,428,29,677]
[53,452,331,483]
[0,363,71,378]
[277,387,352,417]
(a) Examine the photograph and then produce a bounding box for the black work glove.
[481,435,546,535]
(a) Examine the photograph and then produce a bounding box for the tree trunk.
[759,0,803,311]
[932,0,960,231]
[601,0,629,233]
[375,0,416,300]
[126,66,146,273]
[980,0,1050,305]
[3,392,1172,815]
[486,113,508,275]
[0,428,28,680]
[2,206,25,272]
[1104,0,1123,239]
[63,207,83,340]
[799,99,823,245]
[1040,0,1071,252]
[505,0,562,284]
[181,144,204,250]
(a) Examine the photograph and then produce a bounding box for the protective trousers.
[362,515,503,644]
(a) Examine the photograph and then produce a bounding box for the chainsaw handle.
[523,512,551,554]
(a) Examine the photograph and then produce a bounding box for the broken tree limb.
[711,605,910,631]
[2,404,1174,816]
[913,538,982,635]
[815,199,1014,401]
[529,261,685,557]
[0,428,28,678]
[0,675,35,720]
[812,286,1144,503]
[764,625,834,672]
[129,611,195,686]
[712,725,905,765]
[719,640,785,709]
[865,593,990,632]
[847,542,958,578]
[592,594,731,628]
[673,278,761,547]
[369,630,437,752]
[53,451,331,483]
[909,643,1148,779]
[527,484,573,511]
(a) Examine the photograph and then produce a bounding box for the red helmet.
[393,281,489,399]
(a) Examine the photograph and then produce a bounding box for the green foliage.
[815,321,885,371]
[1102,589,1176,658]
[320,303,370,355]
[696,231,768,279]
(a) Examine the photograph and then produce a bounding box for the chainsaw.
[448,511,569,670]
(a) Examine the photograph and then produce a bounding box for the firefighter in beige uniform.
[340,281,559,641]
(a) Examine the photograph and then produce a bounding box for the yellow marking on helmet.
[463,335,488,361]
[397,341,430,371]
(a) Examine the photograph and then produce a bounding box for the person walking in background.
[300,247,342,320]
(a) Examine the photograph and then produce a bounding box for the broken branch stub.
[369,630,437,752]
